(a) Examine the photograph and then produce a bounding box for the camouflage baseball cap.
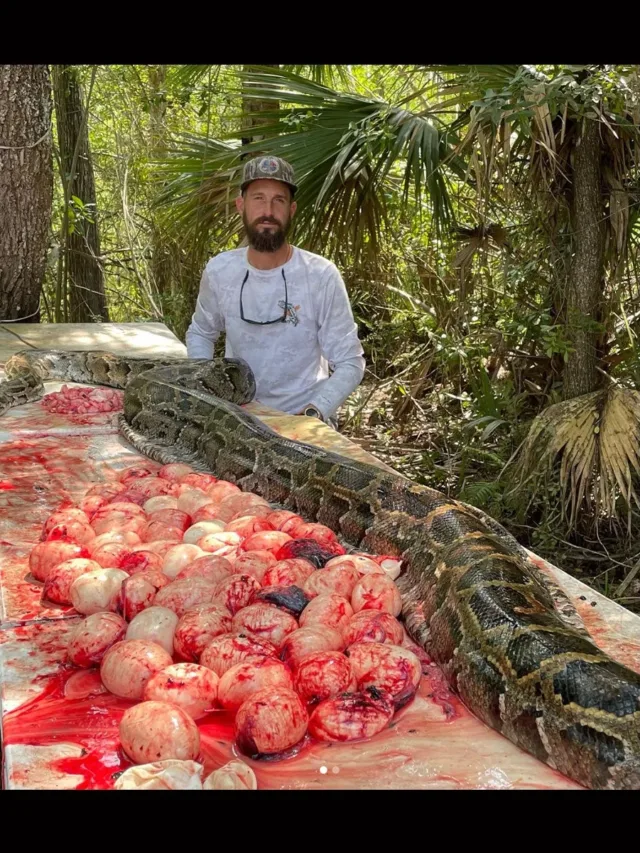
[241,155,297,195]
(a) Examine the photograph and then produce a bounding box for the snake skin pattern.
[3,349,640,790]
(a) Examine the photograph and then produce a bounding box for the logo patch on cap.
[259,157,280,175]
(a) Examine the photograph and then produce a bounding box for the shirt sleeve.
[308,264,366,420]
[185,263,225,359]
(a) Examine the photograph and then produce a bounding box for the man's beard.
[244,213,291,252]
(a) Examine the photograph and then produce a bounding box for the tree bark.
[52,65,108,322]
[241,64,278,150]
[147,65,171,299]
[0,65,53,322]
[563,118,605,399]
[238,65,279,248]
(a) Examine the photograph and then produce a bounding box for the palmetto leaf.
[427,65,524,96]
[169,65,215,88]
[168,64,354,90]
[519,385,640,531]
[285,65,355,87]
[239,68,453,214]
[155,67,455,260]
[153,134,243,246]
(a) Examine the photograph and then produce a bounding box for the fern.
[460,480,502,509]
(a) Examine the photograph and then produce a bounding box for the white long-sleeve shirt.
[185,246,365,420]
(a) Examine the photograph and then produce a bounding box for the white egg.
[161,543,205,580]
[126,605,179,655]
[182,521,225,545]
[143,496,178,514]
[69,568,128,615]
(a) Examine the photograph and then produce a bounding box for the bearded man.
[185,156,365,427]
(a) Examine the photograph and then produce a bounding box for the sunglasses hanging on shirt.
[239,269,288,325]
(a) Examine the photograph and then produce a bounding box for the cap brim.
[241,177,297,196]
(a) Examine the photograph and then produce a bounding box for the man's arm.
[304,265,366,421]
[185,264,225,359]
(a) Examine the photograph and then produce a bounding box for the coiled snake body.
[3,349,640,790]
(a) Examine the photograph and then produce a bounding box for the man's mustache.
[253,217,282,227]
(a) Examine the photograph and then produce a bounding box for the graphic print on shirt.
[278,300,301,326]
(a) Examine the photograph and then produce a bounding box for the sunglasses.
[239,269,288,325]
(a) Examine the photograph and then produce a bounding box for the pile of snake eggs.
[41,384,124,415]
[30,462,424,766]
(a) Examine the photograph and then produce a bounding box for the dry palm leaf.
[519,386,640,531]
[452,222,512,269]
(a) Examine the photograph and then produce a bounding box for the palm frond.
[286,65,354,88]
[425,65,525,102]
[169,65,218,88]
[519,385,640,531]
[168,64,353,91]
[155,67,456,261]
[153,134,243,247]
[237,67,456,245]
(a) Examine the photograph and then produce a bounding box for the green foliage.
[66,196,96,235]
[459,480,504,514]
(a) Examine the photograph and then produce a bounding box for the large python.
[2,349,640,790]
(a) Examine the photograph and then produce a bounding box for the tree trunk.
[0,65,53,322]
[238,65,279,248]
[52,65,108,322]
[241,64,278,151]
[563,118,605,399]
[147,65,171,299]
